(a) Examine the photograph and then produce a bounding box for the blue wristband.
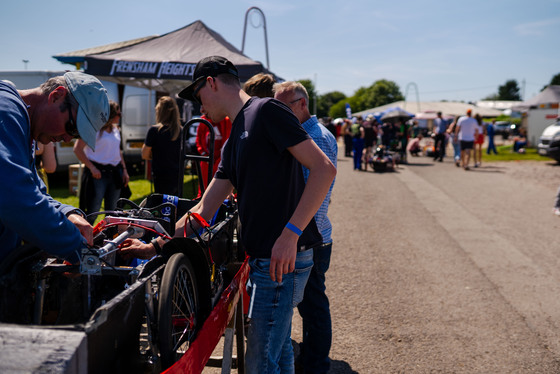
[285,222,303,236]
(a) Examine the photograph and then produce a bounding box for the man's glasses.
[193,78,207,105]
[290,97,304,104]
[65,101,80,139]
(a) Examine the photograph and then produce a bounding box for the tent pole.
[241,6,270,70]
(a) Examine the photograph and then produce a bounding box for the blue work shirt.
[301,115,337,244]
[0,81,84,264]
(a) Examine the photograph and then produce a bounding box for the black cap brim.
[178,76,205,101]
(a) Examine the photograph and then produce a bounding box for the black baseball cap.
[179,56,239,101]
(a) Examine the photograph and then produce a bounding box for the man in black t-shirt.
[121,56,336,373]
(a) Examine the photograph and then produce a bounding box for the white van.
[0,71,156,169]
[537,118,560,162]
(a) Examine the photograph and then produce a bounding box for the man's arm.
[174,177,234,237]
[73,139,101,179]
[119,177,234,259]
[269,139,336,282]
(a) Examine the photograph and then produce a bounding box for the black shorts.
[460,140,474,150]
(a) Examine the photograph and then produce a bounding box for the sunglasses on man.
[65,100,79,139]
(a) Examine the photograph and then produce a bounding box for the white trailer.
[524,104,560,147]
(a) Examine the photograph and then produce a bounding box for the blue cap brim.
[76,106,98,151]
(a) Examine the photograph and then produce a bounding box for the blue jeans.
[86,170,120,224]
[487,136,497,154]
[246,249,314,374]
[452,141,461,162]
[297,242,332,374]
[352,138,364,170]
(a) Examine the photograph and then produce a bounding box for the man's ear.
[208,76,221,93]
[48,86,67,104]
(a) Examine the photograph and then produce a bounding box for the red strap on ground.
[163,258,249,374]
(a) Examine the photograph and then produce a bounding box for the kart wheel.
[373,162,387,172]
[158,253,199,369]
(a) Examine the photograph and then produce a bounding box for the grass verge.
[482,145,551,162]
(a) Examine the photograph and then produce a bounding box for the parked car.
[493,121,514,139]
[537,118,560,162]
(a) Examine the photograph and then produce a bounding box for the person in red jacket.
[195,105,232,197]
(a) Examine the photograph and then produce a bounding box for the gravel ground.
[291,156,560,374]
[204,154,560,374]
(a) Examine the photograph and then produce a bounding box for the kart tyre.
[373,162,387,172]
[158,253,199,369]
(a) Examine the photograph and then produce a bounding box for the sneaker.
[554,208,560,216]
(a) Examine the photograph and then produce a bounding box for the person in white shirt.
[473,113,485,167]
[454,109,479,170]
[74,100,129,223]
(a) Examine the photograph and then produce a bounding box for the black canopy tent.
[55,20,279,94]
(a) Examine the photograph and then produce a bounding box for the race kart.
[368,145,397,172]
[0,118,246,373]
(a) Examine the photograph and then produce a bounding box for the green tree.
[327,79,404,118]
[360,79,404,109]
[329,100,348,119]
[542,73,560,90]
[328,96,361,119]
[317,91,346,118]
[497,80,521,100]
[482,93,500,100]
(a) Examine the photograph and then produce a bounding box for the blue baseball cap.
[64,72,109,150]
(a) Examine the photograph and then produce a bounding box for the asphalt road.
[289,152,560,373]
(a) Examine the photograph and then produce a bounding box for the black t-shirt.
[215,97,322,258]
[144,125,182,175]
[362,120,376,142]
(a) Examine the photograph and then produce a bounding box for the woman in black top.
[142,96,182,196]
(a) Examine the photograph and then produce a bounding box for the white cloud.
[514,17,560,36]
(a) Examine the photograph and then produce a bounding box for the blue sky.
[2,0,559,102]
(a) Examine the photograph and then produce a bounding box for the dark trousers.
[352,138,364,170]
[344,135,353,157]
[434,133,446,160]
[486,136,498,154]
[297,243,332,374]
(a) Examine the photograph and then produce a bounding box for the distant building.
[475,100,523,111]
[355,100,504,119]
[354,100,504,131]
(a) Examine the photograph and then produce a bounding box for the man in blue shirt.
[275,81,338,374]
[486,119,498,155]
[0,72,109,267]
[433,111,447,162]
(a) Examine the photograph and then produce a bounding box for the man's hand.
[123,169,130,187]
[269,228,299,283]
[89,165,101,179]
[67,213,93,246]
[119,239,156,260]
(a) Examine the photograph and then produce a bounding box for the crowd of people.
[339,114,411,171]
[326,107,531,176]
[1,56,540,374]
[0,60,340,374]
